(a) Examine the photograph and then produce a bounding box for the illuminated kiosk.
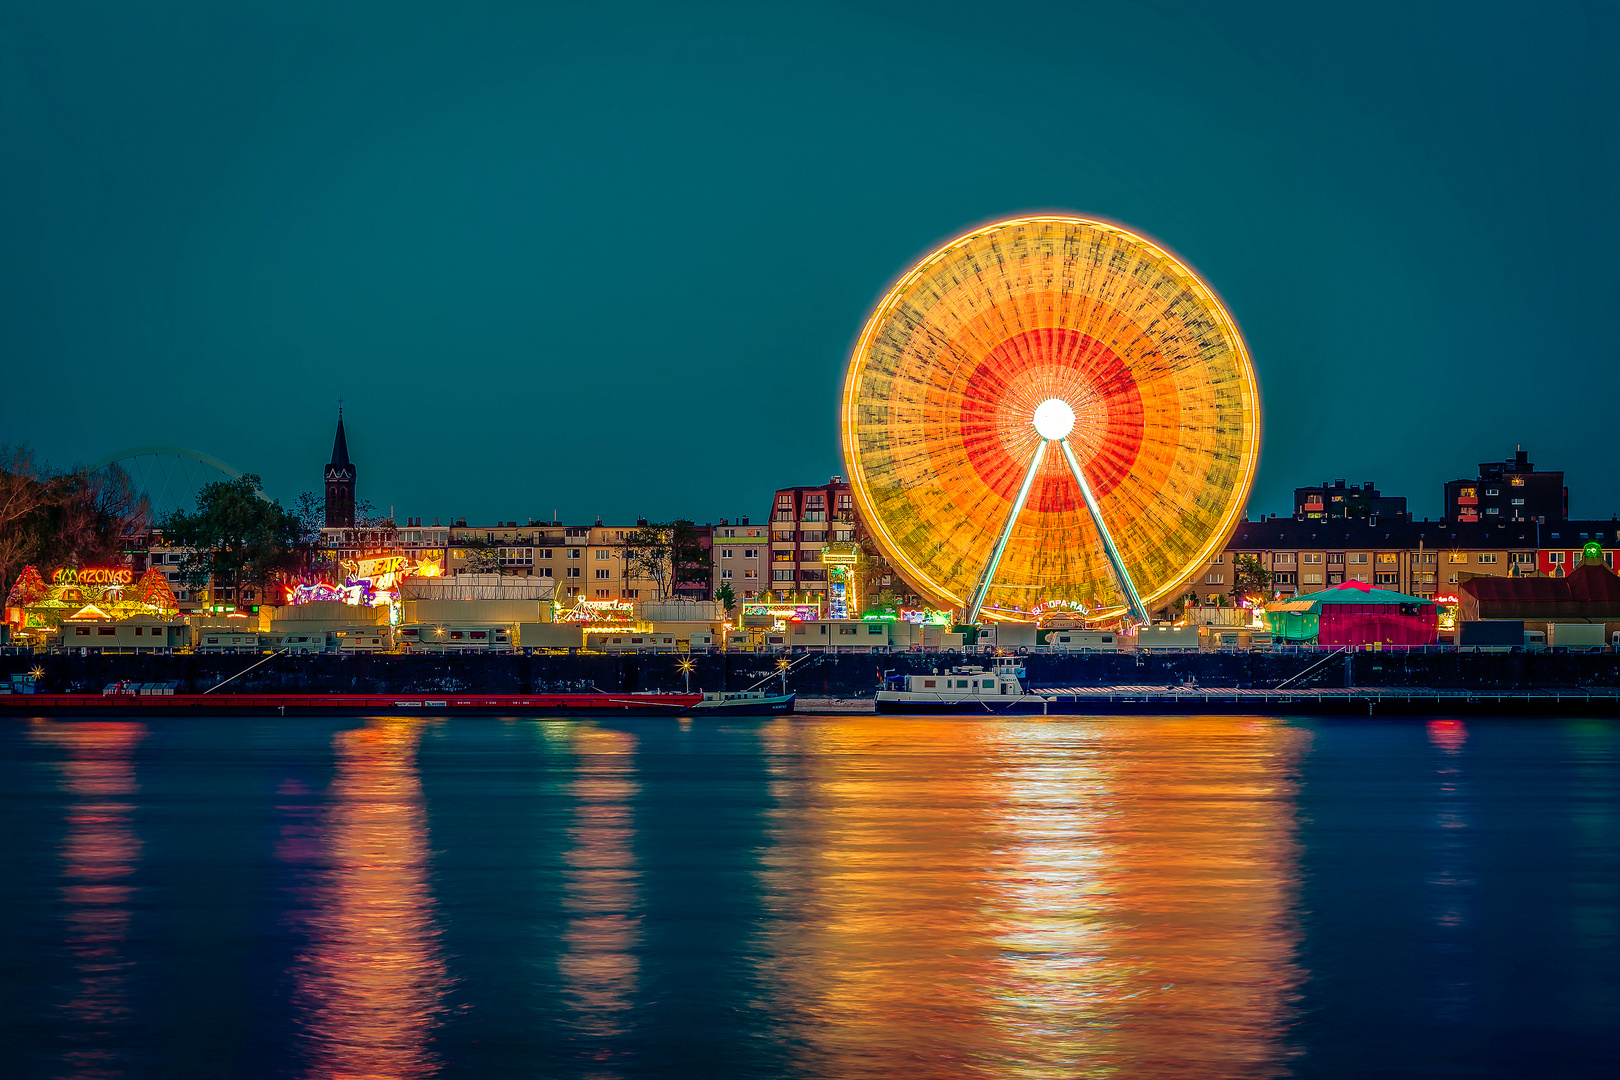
[6,565,186,652]
[841,215,1260,627]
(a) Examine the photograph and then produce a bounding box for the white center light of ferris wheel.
[1032,398,1076,441]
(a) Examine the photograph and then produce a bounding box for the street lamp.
[678,657,695,694]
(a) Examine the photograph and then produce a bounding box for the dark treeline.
[0,444,146,590]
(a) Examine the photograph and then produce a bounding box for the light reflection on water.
[292,719,448,1080]
[9,713,1614,1079]
[756,717,1308,1079]
[558,726,642,1077]
[29,721,146,1080]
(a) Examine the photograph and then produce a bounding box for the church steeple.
[324,406,356,529]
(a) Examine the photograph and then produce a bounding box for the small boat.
[876,655,1044,714]
[689,689,795,715]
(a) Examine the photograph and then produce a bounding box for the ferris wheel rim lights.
[840,213,1261,623]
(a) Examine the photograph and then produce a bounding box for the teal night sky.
[3,2,1616,524]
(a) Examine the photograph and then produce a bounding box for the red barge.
[0,689,795,717]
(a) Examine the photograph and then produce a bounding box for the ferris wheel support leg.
[963,440,1047,626]
[1058,438,1151,626]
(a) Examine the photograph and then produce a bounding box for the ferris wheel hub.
[1032,398,1076,441]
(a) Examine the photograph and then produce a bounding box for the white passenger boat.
[876,655,1044,713]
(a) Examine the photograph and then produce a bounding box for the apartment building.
[1180,517,1620,614]
[765,476,923,614]
[444,519,668,601]
[712,518,767,601]
[1444,448,1566,523]
[1293,479,1408,520]
[767,477,858,607]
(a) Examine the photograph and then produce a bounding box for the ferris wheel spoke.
[1058,438,1149,626]
[963,439,1047,626]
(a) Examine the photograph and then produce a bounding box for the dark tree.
[162,475,306,600]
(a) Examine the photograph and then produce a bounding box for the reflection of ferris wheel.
[841,215,1260,624]
[84,446,247,521]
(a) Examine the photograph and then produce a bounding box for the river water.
[0,715,1614,1079]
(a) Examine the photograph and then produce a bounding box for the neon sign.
[51,567,132,585]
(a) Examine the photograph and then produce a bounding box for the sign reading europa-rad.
[50,567,133,585]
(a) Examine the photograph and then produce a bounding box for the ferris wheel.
[84,446,247,522]
[841,215,1260,624]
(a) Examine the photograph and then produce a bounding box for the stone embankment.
[4,650,1617,699]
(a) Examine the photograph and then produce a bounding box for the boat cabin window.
[983,679,994,687]
[923,679,936,688]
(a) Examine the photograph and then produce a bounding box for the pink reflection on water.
[31,721,146,1080]
[293,720,447,1080]
[558,726,641,1077]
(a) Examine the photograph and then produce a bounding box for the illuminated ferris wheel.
[841,215,1260,624]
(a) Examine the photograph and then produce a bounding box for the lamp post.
[678,657,695,694]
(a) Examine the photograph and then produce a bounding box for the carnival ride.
[841,215,1260,626]
[85,446,248,520]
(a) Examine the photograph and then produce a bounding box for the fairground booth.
[1263,580,1438,647]
[5,564,185,652]
[1457,542,1620,642]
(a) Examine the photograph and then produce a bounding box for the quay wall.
[2,651,1618,698]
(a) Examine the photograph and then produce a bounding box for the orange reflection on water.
[758,717,1308,1080]
[296,719,446,1080]
[31,721,146,1080]
[558,726,641,1071]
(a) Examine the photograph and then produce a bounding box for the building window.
[595,568,611,579]
[1273,572,1295,584]
[1511,552,1535,564]
[833,530,854,542]
[721,548,733,558]
[743,548,758,559]
[566,567,580,577]
[568,549,581,558]
[1549,552,1564,564]
[1274,553,1296,565]
[595,550,611,560]
[1375,573,1398,585]
[1328,553,1344,565]
[744,569,757,579]
[1302,553,1322,564]
[1211,554,1225,564]
[1476,553,1497,564]
[1303,573,1323,584]
[1349,553,1368,564]
[1511,498,1524,505]
[773,531,795,542]
[772,569,794,581]
[1511,477,1525,486]
[800,549,821,562]
[803,511,826,522]
[1376,553,1397,565]
[721,568,733,579]
[1486,508,1499,515]
[774,551,793,562]
[1328,573,1343,584]
[1205,573,1224,585]
[596,589,610,598]
[1485,488,1499,496]
[802,530,827,543]
[1449,552,1468,563]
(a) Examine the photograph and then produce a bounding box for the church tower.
[324,409,356,528]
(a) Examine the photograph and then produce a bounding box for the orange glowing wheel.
[841,215,1260,623]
